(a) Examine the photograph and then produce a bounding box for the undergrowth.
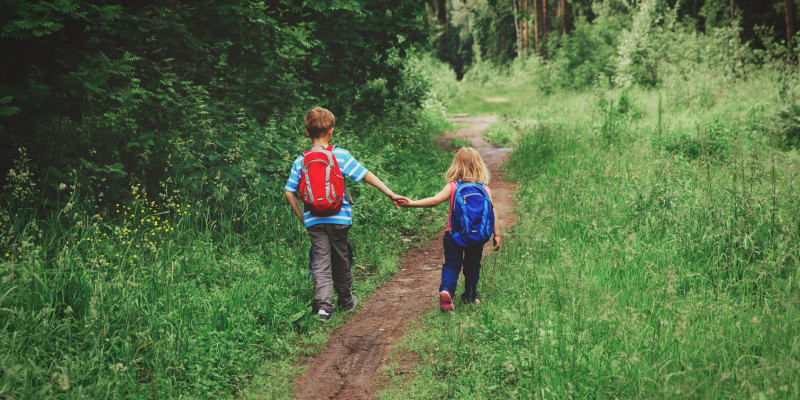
[380,69,800,399]
[0,108,452,399]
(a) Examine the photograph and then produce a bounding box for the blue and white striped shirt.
[284,146,369,228]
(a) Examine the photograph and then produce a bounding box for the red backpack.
[298,145,345,216]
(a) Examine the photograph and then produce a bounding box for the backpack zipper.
[462,193,483,202]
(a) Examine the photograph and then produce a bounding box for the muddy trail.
[294,116,517,400]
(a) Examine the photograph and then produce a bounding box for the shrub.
[776,83,800,148]
[663,122,732,160]
[547,17,617,90]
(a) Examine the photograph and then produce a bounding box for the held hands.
[395,197,412,207]
[390,194,411,210]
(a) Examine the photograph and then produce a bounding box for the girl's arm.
[400,184,451,208]
[488,190,501,251]
[492,211,501,251]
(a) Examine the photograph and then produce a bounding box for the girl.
[400,147,501,311]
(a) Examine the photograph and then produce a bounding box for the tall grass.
[380,70,800,399]
[0,107,453,398]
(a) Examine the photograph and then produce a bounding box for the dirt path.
[293,116,516,400]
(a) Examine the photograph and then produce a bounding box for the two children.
[284,107,500,319]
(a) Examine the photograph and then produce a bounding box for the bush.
[592,88,643,146]
[663,121,732,160]
[776,83,800,148]
[404,51,461,108]
[0,107,451,399]
[547,17,617,90]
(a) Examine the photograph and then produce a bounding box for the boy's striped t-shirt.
[284,146,369,228]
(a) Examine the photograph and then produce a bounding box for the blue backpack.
[450,179,495,248]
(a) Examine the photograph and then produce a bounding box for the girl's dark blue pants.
[440,231,484,302]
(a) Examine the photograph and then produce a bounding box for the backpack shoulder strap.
[446,181,458,231]
[449,181,459,204]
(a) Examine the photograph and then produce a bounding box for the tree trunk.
[525,0,529,54]
[437,0,447,25]
[561,0,566,34]
[786,0,796,45]
[533,0,539,51]
[518,0,524,55]
[729,0,734,22]
[512,0,521,58]
[542,0,547,40]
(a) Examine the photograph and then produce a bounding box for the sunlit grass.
[380,71,800,399]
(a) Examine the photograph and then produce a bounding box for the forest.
[1,0,799,398]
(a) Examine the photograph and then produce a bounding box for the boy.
[284,107,408,321]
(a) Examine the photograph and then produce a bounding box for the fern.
[0,95,20,117]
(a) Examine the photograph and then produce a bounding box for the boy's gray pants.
[307,224,354,313]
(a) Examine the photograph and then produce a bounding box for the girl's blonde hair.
[445,147,490,184]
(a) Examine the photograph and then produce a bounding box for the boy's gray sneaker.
[342,296,357,312]
[317,309,333,321]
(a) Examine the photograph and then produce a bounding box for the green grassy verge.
[380,74,800,399]
[0,109,454,399]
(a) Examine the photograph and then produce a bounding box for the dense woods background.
[2,0,798,209]
[1,0,799,398]
[2,0,799,206]
[428,0,798,76]
[1,0,430,210]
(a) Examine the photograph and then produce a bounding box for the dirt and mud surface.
[293,117,517,400]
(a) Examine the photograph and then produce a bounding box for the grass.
[379,69,800,399]
[4,44,799,399]
[0,108,454,399]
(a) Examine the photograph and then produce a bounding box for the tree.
[534,0,540,51]
[786,0,796,44]
[0,0,426,206]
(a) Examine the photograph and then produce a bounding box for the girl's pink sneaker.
[440,291,455,311]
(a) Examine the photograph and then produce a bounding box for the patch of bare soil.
[293,116,516,400]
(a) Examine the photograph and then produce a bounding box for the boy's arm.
[361,172,408,209]
[285,191,304,223]
[401,184,451,208]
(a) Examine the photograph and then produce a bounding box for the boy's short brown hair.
[305,107,336,139]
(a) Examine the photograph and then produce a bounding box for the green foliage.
[0,96,20,118]
[451,137,472,148]
[776,83,800,148]
[483,119,529,147]
[614,1,677,87]
[546,17,618,89]
[381,76,800,400]
[0,109,451,399]
[465,0,516,65]
[0,2,448,396]
[663,121,733,160]
[0,0,426,210]
[591,88,643,146]
[405,51,462,108]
